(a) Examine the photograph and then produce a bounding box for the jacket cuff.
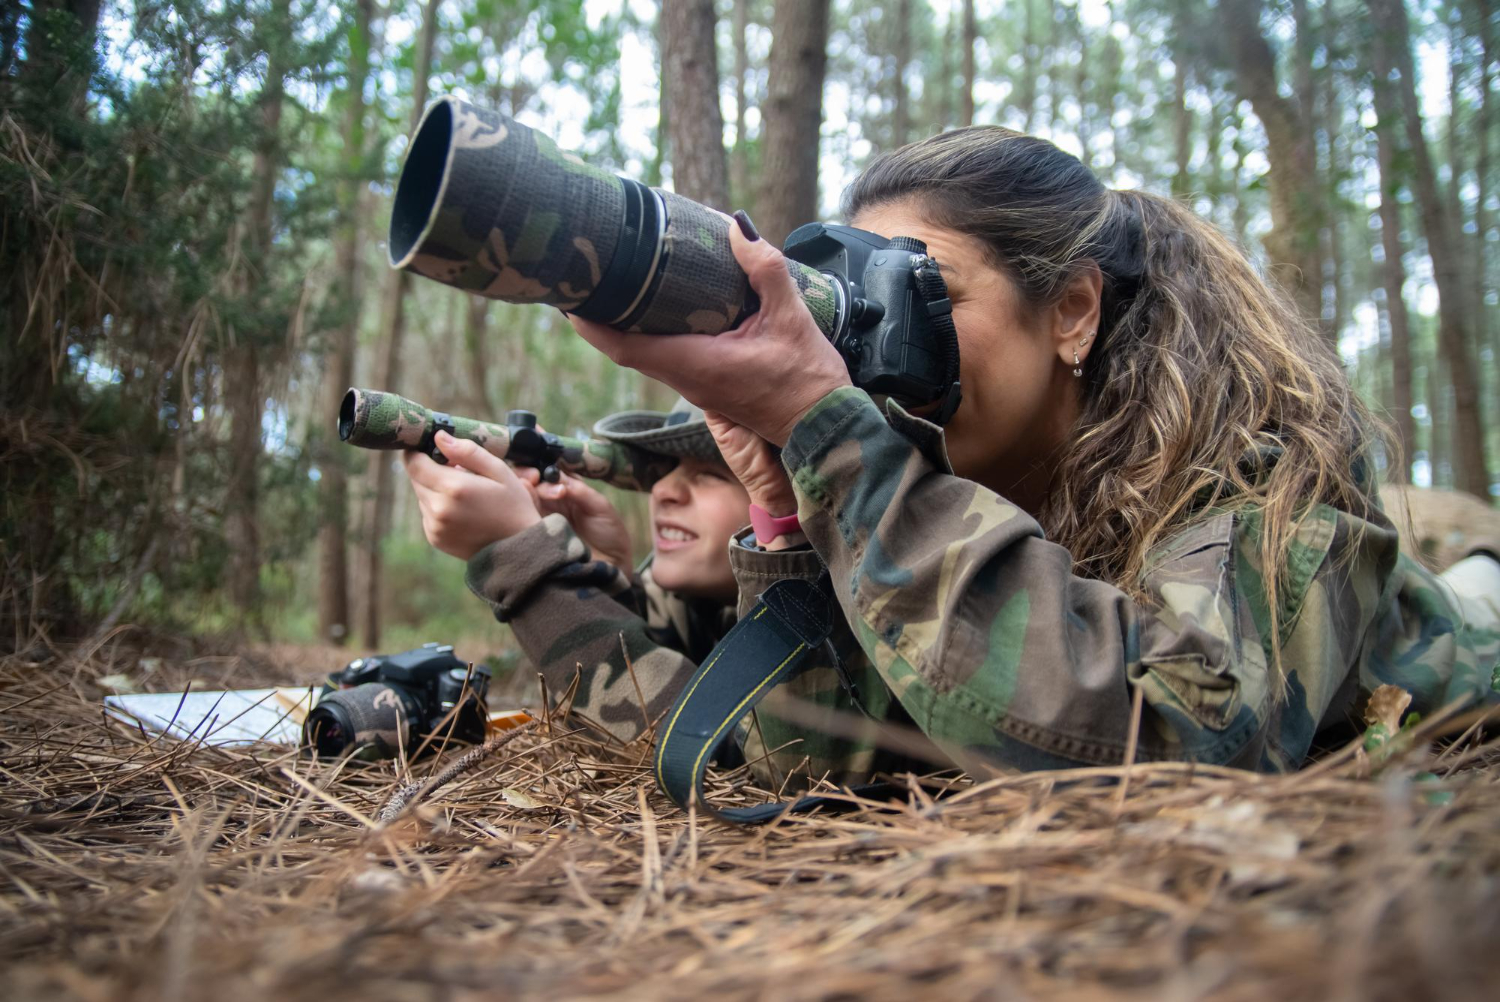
[465,513,591,621]
[729,527,826,618]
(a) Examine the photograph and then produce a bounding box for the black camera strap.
[910,255,963,425]
[653,571,889,824]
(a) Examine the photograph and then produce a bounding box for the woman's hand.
[402,430,542,560]
[566,212,851,447]
[703,410,796,515]
[530,470,635,573]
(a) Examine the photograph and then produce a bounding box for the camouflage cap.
[591,397,722,464]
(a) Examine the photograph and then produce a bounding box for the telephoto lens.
[388,98,964,421]
[388,96,839,338]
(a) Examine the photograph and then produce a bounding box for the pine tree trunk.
[1373,72,1416,484]
[758,0,830,248]
[1046,0,1062,139]
[661,0,729,209]
[1321,11,1347,347]
[892,0,911,148]
[1019,0,1038,133]
[1170,6,1192,198]
[465,296,494,416]
[937,5,954,131]
[1232,134,1251,249]
[319,0,372,646]
[226,0,291,621]
[362,0,440,648]
[1370,0,1492,499]
[1475,0,1494,405]
[1429,353,1451,488]
[224,244,272,620]
[1220,0,1324,327]
[961,0,977,126]
[1073,11,1092,166]
[731,0,751,208]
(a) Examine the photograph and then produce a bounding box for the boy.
[402,399,750,741]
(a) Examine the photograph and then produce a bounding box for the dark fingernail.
[733,210,761,242]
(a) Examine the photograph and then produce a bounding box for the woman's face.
[849,199,1095,510]
[648,457,750,601]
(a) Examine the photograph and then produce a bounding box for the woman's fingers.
[565,314,717,398]
[564,209,852,447]
[727,213,799,313]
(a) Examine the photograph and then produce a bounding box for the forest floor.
[2,637,1499,1001]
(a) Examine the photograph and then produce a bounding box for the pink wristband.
[749,503,801,543]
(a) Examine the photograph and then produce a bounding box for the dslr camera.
[302,643,491,759]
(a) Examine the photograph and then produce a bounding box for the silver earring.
[1073,349,1083,378]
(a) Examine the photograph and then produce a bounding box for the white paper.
[104,687,320,747]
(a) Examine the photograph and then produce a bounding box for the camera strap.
[652,570,889,824]
[911,256,964,426]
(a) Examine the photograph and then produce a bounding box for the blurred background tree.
[2,0,1496,658]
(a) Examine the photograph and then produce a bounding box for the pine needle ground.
[2,642,1498,1001]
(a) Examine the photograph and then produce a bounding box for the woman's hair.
[844,127,1386,655]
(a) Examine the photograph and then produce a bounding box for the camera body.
[783,223,963,424]
[302,643,491,759]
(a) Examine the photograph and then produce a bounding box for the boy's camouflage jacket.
[464,513,736,742]
[736,386,1500,780]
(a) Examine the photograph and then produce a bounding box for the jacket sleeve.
[779,387,1411,771]
[464,513,701,743]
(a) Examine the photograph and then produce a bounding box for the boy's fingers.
[436,432,519,486]
[402,450,466,492]
[406,477,443,516]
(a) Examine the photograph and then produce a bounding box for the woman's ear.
[1051,263,1103,369]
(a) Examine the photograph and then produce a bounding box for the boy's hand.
[526,469,635,574]
[402,430,542,560]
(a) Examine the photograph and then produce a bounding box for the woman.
[403,399,753,741]
[570,127,1500,774]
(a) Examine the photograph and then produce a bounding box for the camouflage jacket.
[465,514,737,742]
[734,387,1500,782]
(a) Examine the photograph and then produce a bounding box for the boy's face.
[648,457,751,602]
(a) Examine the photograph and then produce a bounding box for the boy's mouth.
[655,521,699,550]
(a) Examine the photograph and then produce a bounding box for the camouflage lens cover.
[391,97,626,311]
[630,190,838,337]
[390,97,840,340]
